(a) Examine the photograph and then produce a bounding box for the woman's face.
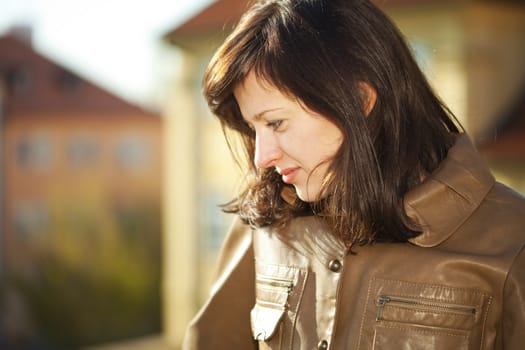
[234,72,343,202]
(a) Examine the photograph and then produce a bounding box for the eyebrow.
[250,107,284,121]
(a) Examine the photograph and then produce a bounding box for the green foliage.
[10,192,162,349]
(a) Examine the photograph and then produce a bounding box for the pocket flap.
[251,302,285,341]
[250,263,300,341]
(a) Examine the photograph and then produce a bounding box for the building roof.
[0,29,156,117]
[167,0,249,39]
[164,0,452,46]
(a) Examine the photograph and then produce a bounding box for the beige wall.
[386,2,525,140]
[162,51,240,347]
[464,3,525,140]
[386,3,468,129]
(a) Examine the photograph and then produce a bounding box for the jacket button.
[328,259,342,272]
[318,340,328,350]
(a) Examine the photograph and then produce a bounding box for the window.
[68,135,99,167]
[4,64,32,95]
[13,200,50,238]
[115,135,152,171]
[16,134,52,171]
[201,194,228,253]
[409,39,433,74]
[56,68,82,93]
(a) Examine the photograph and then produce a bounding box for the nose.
[254,132,281,168]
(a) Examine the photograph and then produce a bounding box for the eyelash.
[244,120,283,133]
[266,120,282,130]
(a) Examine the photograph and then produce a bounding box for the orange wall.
[3,111,163,267]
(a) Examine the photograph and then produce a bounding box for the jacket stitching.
[376,323,469,338]
[380,304,477,318]
[287,269,308,350]
[356,277,375,350]
[376,278,491,296]
[479,295,492,350]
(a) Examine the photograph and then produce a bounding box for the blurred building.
[478,86,525,192]
[161,0,525,347]
[0,27,163,276]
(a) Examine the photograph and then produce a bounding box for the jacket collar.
[405,134,495,247]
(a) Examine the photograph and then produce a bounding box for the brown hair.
[203,0,461,245]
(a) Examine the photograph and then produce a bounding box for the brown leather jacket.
[182,135,525,349]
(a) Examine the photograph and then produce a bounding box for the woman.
[183,0,525,349]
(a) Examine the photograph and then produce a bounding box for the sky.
[0,0,212,108]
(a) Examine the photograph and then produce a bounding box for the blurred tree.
[8,189,161,349]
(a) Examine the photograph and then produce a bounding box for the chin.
[294,187,319,203]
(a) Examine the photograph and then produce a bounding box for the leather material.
[182,134,525,349]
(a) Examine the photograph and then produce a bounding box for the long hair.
[203,0,461,246]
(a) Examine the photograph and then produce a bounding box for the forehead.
[234,71,275,97]
[234,73,286,116]
[234,71,305,116]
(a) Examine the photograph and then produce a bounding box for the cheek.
[278,123,342,168]
[315,137,342,168]
[279,133,312,162]
[321,127,344,154]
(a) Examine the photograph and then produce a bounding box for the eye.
[266,120,283,131]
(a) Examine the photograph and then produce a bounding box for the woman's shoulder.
[442,180,525,260]
[478,181,525,241]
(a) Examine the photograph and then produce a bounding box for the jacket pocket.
[358,278,492,350]
[250,262,307,350]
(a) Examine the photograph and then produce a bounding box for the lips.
[279,167,300,184]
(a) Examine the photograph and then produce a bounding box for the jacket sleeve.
[182,217,258,350]
[502,243,525,349]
